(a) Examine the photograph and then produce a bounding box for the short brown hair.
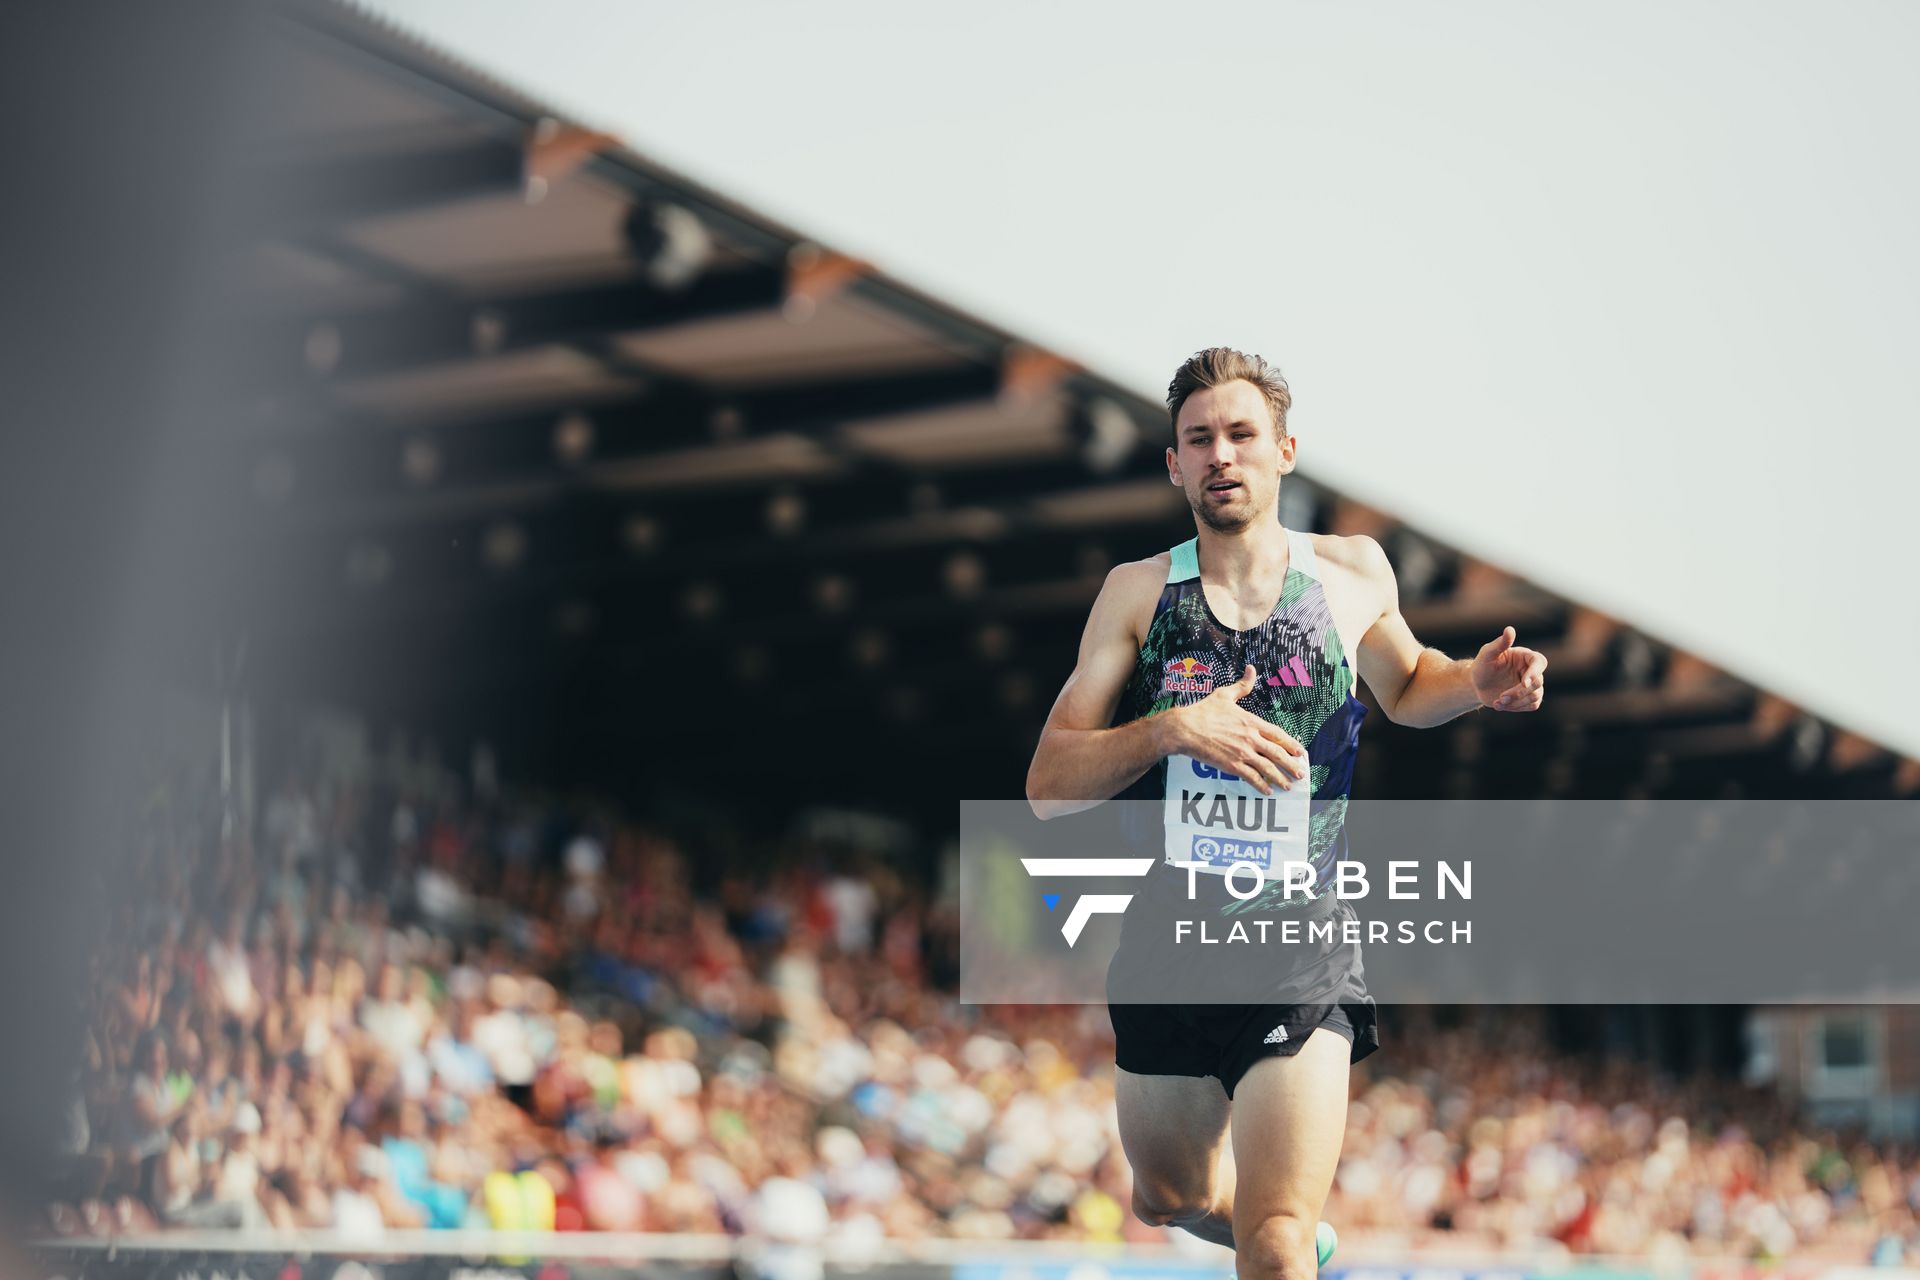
[1166,347,1292,440]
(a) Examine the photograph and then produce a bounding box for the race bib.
[1163,754,1311,879]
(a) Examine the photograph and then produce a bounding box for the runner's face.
[1167,381,1293,532]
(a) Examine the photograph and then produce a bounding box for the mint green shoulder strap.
[1166,538,1200,583]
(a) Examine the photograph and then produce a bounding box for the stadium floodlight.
[710,403,744,441]
[553,412,594,466]
[1789,715,1827,771]
[1391,531,1441,602]
[1079,395,1139,473]
[683,582,723,621]
[766,486,806,537]
[1615,631,1656,687]
[482,521,527,571]
[852,629,888,667]
[812,574,852,614]
[624,200,713,291]
[944,551,986,599]
[622,514,661,555]
[470,308,507,356]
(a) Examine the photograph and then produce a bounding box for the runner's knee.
[1236,1212,1316,1280]
[1130,1178,1212,1228]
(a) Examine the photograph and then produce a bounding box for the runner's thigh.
[1226,1025,1351,1232]
[1114,1066,1231,1204]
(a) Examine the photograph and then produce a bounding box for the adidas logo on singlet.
[1267,656,1315,688]
[1264,1023,1288,1045]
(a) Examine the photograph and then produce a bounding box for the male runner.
[1024,348,1547,1280]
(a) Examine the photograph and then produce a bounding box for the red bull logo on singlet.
[1162,655,1214,694]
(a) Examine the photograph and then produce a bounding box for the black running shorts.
[1109,998,1380,1099]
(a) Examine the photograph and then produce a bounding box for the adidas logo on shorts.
[1264,1023,1288,1045]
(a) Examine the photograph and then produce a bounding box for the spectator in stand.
[113,1031,180,1208]
[207,912,258,1026]
[203,1102,270,1228]
[379,1099,469,1229]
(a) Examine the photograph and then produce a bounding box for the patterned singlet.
[1114,526,1369,918]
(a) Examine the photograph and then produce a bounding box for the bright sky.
[360,0,1920,757]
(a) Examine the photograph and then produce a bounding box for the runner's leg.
[1114,1066,1234,1246]
[1225,1027,1351,1280]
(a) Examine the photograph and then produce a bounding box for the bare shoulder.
[1105,552,1170,597]
[1092,553,1169,641]
[1307,531,1393,582]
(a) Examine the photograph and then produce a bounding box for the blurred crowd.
[1331,1019,1920,1265]
[42,767,1920,1265]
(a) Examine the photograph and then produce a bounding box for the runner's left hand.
[1472,626,1547,712]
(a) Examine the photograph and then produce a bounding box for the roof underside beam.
[238,140,528,237]
[233,266,788,389]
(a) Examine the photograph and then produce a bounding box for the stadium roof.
[222,0,1917,808]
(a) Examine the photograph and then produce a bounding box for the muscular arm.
[1348,536,1548,728]
[1362,628,1483,728]
[1025,562,1178,820]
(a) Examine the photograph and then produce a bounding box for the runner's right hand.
[1168,665,1310,794]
